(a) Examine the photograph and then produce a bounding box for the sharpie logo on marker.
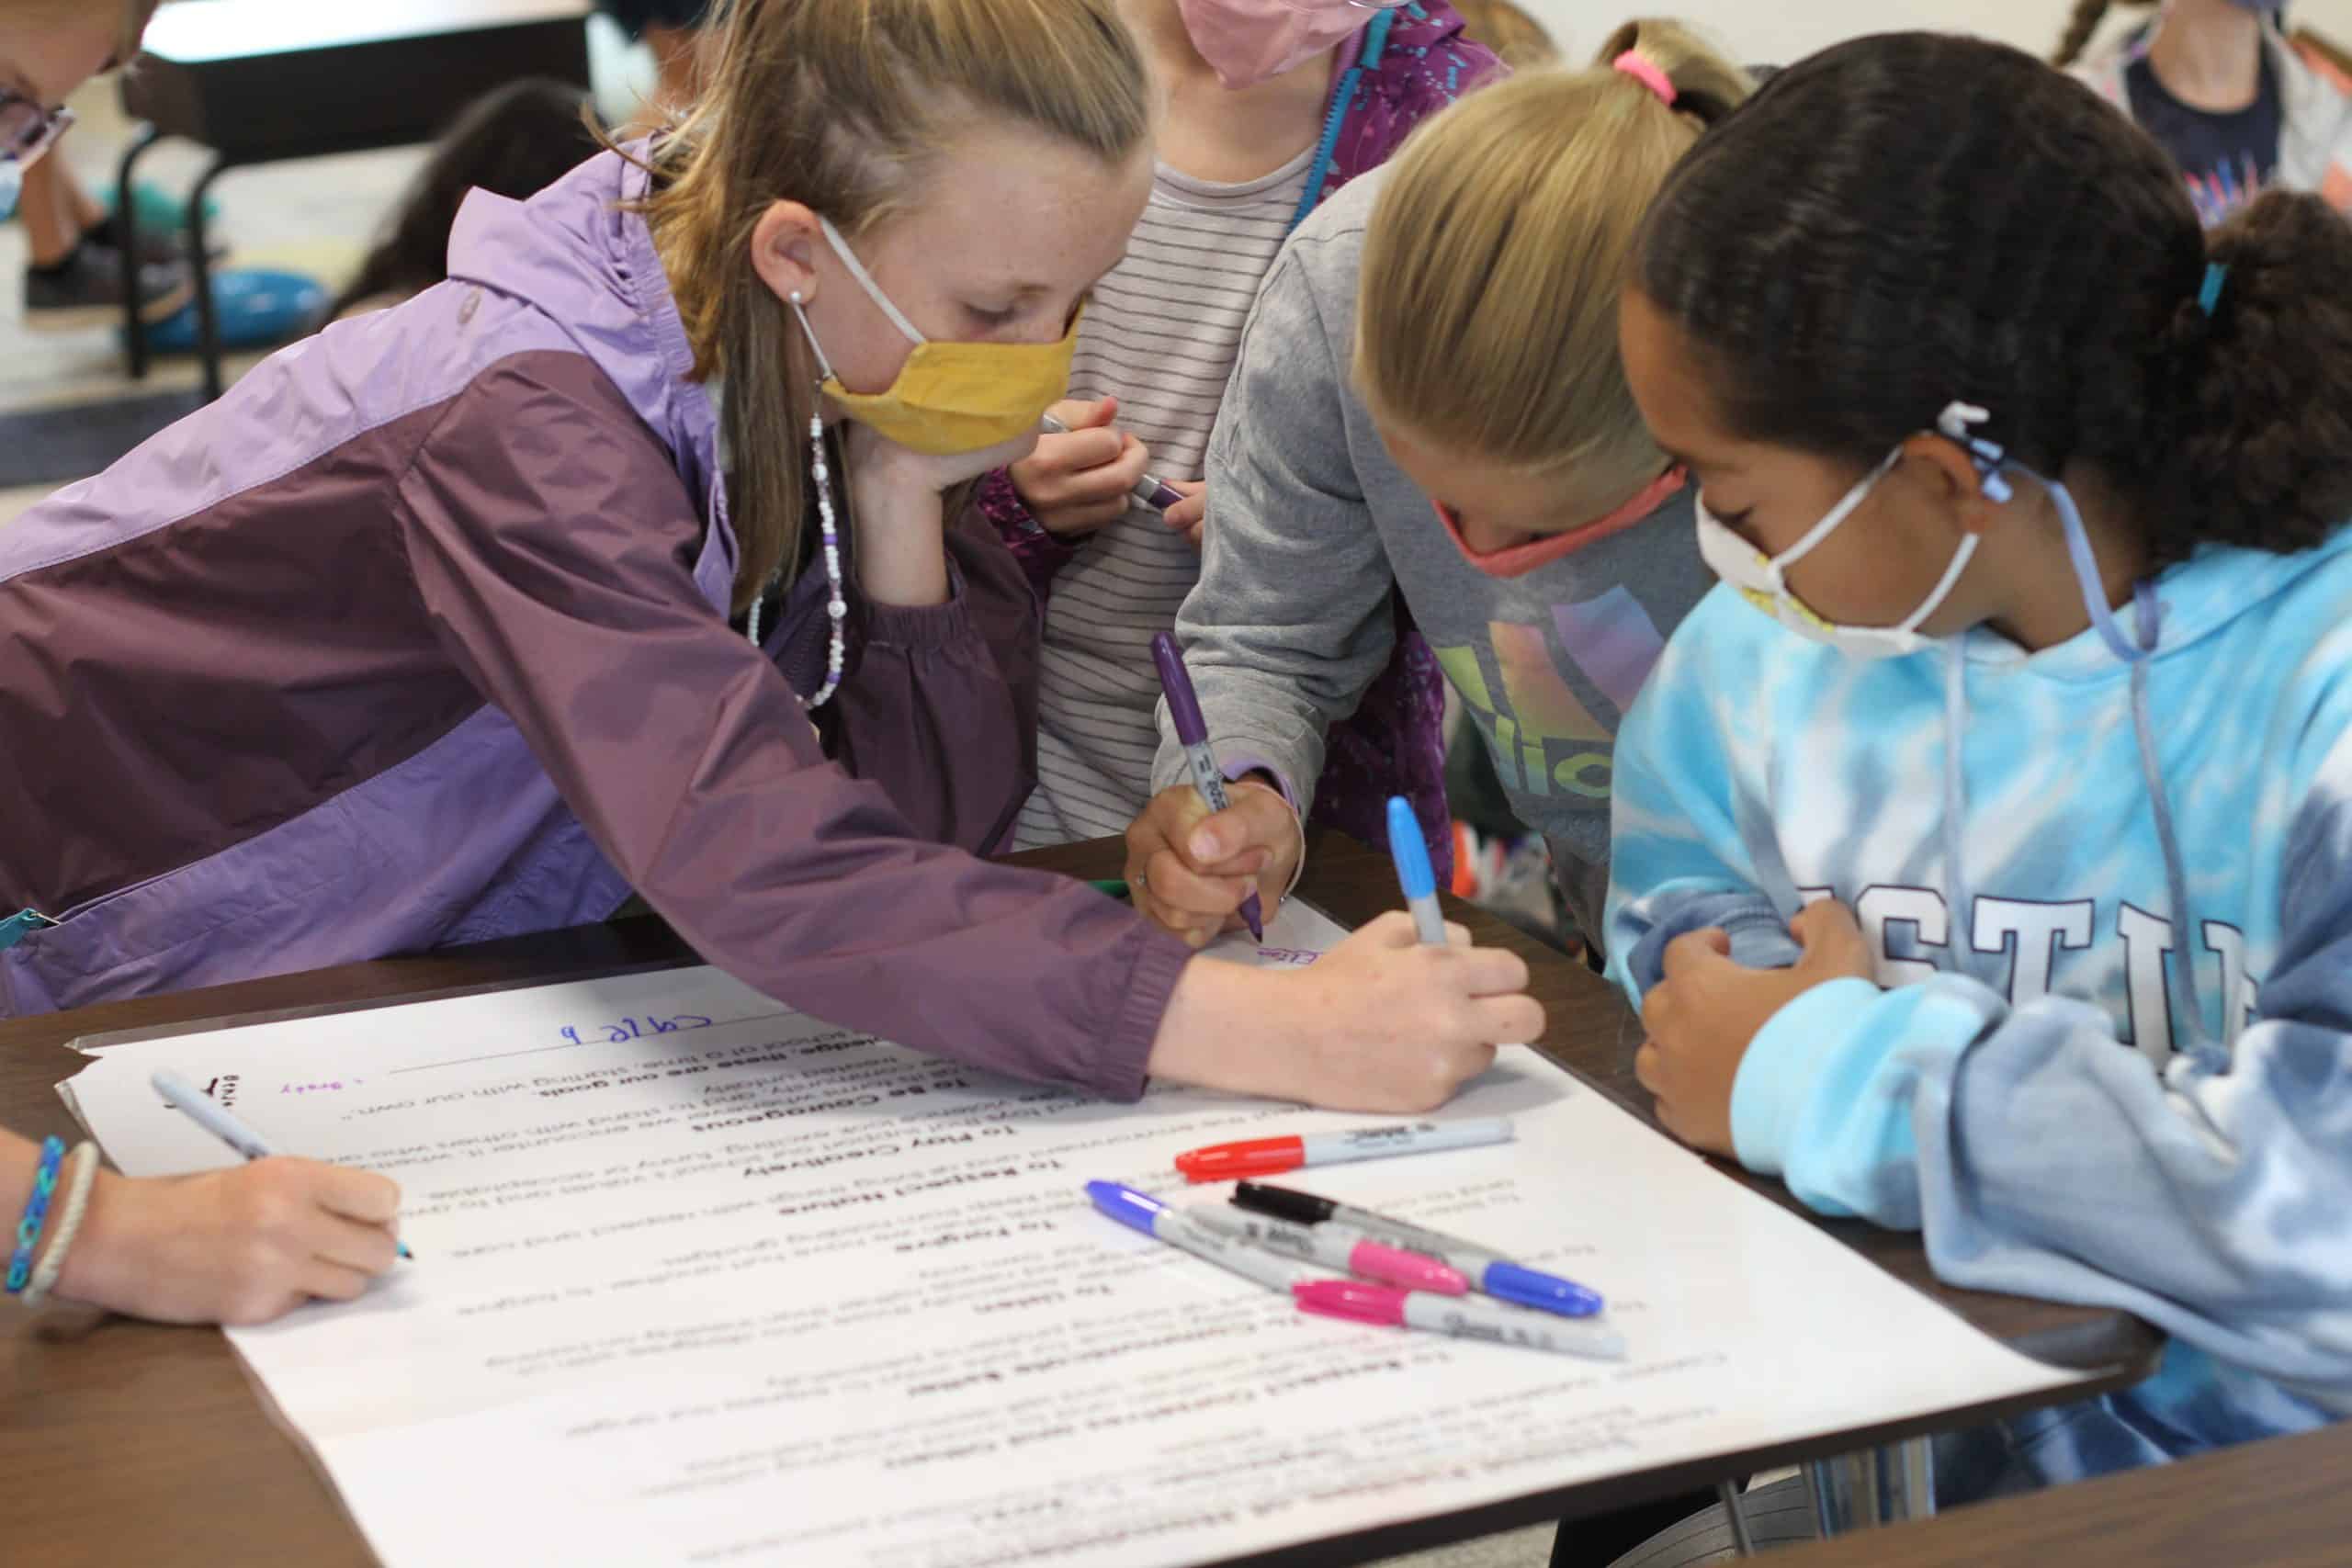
[1432,1312,1517,1346]
[1244,1227,1317,1263]
[1340,1123,1441,1147]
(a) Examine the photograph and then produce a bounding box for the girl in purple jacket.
[0,0,413,1327]
[0,0,1546,1324]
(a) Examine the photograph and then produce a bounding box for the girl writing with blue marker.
[0,0,1540,1139]
[1610,33,2352,1500]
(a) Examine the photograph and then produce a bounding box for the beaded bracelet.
[6,1135,65,1294]
[21,1143,99,1309]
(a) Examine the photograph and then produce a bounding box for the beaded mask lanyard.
[745,288,847,710]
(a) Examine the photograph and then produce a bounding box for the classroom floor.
[0,7,668,522]
[0,83,426,526]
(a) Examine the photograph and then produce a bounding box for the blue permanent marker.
[1386,795,1446,945]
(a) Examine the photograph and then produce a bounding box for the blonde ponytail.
[1355,19,1751,508]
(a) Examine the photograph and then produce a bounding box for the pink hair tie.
[1613,50,1677,107]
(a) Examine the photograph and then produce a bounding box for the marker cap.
[1483,1260,1605,1318]
[1086,1180,1166,1237]
[1175,1138,1302,1182]
[1292,1280,1408,1327]
[1230,1181,1336,1224]
[1386,795,1436,900]
[1354,1241,1468,1295]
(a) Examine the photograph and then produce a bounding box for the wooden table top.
[1772,1421,2352,1568]
[0,832,2163,1568]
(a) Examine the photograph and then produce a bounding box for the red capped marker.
[1173,1117,1512,1183]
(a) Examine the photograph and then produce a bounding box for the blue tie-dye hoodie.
[1605,529,2352,1503]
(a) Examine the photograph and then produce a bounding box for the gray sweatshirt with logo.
[1152,168,1717,948]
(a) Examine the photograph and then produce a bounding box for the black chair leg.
[186,155,232,402]
[115,123,163,380]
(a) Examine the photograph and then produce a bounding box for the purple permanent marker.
[1040,412,1188,512]
[1151,631,1265,942]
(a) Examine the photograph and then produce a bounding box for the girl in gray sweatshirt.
[1123,23,1749,958]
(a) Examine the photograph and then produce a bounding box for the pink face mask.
[1435,468,1688,579]
[1174,0,1394,92]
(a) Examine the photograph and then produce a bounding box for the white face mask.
[1695,400,2000,660]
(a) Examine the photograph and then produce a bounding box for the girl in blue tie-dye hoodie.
[1607,32,2352,1505]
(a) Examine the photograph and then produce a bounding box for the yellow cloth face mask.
[789,215,1080,457]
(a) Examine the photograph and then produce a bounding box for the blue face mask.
[0,159,20,224]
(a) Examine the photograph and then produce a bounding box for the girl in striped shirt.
[979,0,1501,858]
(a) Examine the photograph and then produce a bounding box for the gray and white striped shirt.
[1012,150,1316,850]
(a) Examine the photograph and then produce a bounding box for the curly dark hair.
[1633,31,2352,569]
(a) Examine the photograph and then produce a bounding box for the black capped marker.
[1232,1180,1600,1318]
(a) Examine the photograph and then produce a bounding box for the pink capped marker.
[1185,1206,1465,1294]
[1293,1280,1626,1360]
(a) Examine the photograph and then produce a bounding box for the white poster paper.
[61,904,2082,1566]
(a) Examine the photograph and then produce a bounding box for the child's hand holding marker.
[1151,916,1533,1111]
[1124,632,1311,947]
[1015,400,1181,537]
[62,1157,405,1327]
[106,1069,414,1325]
[1152,633,1267,942]
[1138,788,1538,1112]
[1125,779,1300,946]
[1163,479,1208,550]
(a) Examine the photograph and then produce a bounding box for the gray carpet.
[0,387,206,489]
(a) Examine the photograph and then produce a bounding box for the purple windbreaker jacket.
[0,150,1191,1099]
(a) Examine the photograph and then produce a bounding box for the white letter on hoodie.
[1973,897,2096,1005]
[1857,886,1950,987]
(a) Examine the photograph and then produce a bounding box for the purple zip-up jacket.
[977,1,1502,883]
[0,149,1191,1099]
